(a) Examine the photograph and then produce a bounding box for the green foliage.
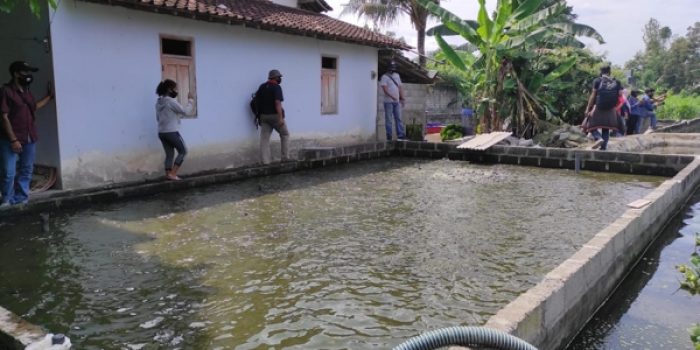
[657,93,700,120]
[625,19,700,93]
[341,0,439,66]
[691,324,700,350]
[440,124,463,141]
[417,0,604,136]
[405,123,424,141]
[677,232,700,349]
[0,0,56,18]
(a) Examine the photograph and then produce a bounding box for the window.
[160,36,196,114]
[321,56,337,115]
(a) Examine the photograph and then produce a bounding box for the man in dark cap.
[0,61,53,206]
[256,69,289,165]
[380,61,406,141]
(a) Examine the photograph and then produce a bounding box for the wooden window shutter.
[321,68,337,114]
[162,56,197,115]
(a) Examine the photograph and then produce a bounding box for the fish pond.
[0,158,664,349]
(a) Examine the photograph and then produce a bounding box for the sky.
[324,0,700,65]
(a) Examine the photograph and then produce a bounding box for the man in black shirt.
[257,69,289,164]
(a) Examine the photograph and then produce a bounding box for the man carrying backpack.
[584,66,623,150]
[255,69,289,165]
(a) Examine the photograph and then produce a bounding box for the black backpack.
[596,76,619,110]
[250,84,264,128]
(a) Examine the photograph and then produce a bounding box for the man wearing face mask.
[256,69,289,165]
[380,62,406,141]
[0,61,53,206]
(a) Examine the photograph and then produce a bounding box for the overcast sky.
[325,0,700,65]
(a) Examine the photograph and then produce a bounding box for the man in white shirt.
[380,62,406,140]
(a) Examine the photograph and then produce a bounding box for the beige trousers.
[259,114,290,164]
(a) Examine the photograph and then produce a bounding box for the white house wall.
[49,0,379,189]
[0,3,60,171]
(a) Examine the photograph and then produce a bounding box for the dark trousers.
[158,132,187,171]
[627,114,640,135]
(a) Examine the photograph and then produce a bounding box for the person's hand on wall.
[187,91,194,101]
[46,81,54,99]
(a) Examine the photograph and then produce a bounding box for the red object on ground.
[426,126,444,134]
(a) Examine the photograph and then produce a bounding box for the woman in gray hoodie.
[155,79,195,180]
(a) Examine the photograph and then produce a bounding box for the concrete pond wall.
[2,140,699,349]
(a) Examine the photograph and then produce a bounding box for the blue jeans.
[383,102,406,140]
[590,129,610,150]
[647,112,657,129]
[0,139,36,204]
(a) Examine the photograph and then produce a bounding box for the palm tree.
[341,0,439,67]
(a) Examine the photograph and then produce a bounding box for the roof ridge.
[80,0,409,49]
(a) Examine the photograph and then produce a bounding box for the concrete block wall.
[657,117,700,133]
[391,142,693,176]
[425,84,463,125]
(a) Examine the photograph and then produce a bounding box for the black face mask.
[18,73,33,86]
[168,91,178,98]
[276,78,282,85]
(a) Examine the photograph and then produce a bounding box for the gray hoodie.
[156,96,195,133]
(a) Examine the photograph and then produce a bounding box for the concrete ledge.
[0,306,44,349]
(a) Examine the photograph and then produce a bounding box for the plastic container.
[461,108,474,135]
[425,122,445,134]
[25,333,72,350]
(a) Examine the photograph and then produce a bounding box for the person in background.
[627,90,643,135]
[0,61,53,206]
[380,61,406,141]
[640,88,663,133]
[584,66,623,150]
[257,69,289,165]
[155,79,195,181]
[615,93,630,136]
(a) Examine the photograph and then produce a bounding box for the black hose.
[393,326,538,350]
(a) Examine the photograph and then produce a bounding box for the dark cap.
[388,61,398,70]
[268,69,282,79]
[9,61,38,74]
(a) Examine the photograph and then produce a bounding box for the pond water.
[0,158,663,349]
[568,189,700,350]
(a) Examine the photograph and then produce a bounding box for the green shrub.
[658,94,700,120]
[405,124,424,141]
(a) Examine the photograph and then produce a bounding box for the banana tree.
[416,0,604,135]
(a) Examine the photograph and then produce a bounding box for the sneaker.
[589,139,604,150]
[644,128,654,135]
[166,174,182,181]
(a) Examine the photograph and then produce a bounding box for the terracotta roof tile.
[77,0,409,50]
